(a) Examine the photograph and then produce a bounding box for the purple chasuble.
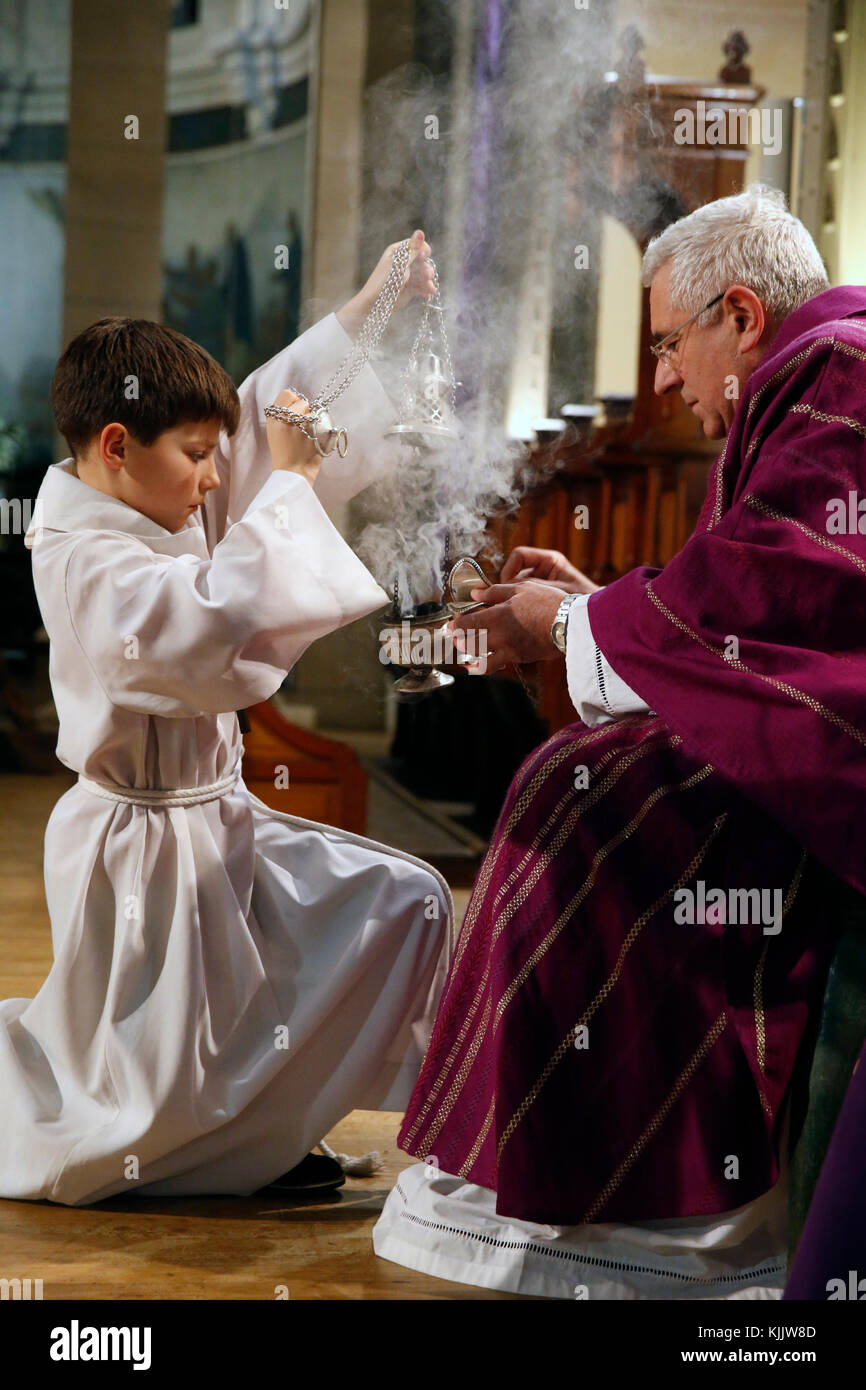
[589,286,866,899]
[397,287,866,1225]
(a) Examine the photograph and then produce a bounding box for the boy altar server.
[0,232,453,1206]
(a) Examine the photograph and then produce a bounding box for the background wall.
[0,0,314,454]
[595,0,811,399]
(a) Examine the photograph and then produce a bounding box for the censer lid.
[445,556,491,611]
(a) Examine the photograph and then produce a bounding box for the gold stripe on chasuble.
[721,336,855,507]
[486,737,674,929]
[458,1096,496,1177]
[411,993,494,1155]
[645,586,866,750]
[753,941,770,1086]
[745,337,839,421]
[453,728,611,970]
[405,734,686,1148]
[707,439,729,530]
[581,1012,729,1221]
[491,764,716,1032]
[454,721,649,969]
[739,489,866,575]
[493,805,726,1164]
[790,401,866,440]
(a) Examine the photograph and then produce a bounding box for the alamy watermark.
[826,1270,866,1299]
[673,101,783,157]
[1,1276,43,1299]
[0,496,43,541]
[826,492,866,534]
[50,1321,152,1370]
[673,880,782,935]
[379,620,489,674]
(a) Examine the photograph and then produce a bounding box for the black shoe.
[265,1153,346,1193]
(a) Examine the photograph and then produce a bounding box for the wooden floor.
[0,772,511,1300]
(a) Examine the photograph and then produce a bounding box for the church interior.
[0,0,864,1313]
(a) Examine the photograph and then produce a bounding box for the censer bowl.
[384,600,456,700]
[393,668,455,701]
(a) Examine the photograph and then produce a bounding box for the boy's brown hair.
[50,317,241,454]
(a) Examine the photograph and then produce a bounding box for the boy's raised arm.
[205,232,434,547]
[55,471,388,720]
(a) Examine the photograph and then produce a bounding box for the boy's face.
[79,419,223,533]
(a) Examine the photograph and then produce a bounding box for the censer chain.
[264,237,415,453]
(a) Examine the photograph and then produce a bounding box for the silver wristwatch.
[551,592,581,654]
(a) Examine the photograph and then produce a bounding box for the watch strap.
[551,591,581,653]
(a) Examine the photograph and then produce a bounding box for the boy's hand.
[267,390,322,487]
[336,230,435,339]
[391,229,435,310]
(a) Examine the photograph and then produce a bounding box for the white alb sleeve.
[564,592,653,725]
[203,313,406,550]
[62,471,389,719]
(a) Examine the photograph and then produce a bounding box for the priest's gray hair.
[642,183,830,327]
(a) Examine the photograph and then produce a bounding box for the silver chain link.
[264,238,415,452]
[317,237,414,407]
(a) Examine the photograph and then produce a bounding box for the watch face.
[553,620,566,651]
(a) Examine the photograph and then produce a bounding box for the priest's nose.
[654,357,683,396]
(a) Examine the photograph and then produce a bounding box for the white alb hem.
[372,1165,788,1300]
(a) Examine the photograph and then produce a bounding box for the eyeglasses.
[649,292,725,367]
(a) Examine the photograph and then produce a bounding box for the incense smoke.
[319,1,677,607]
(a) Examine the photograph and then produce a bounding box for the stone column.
[308,0,370,320]
[289,0,387,731]
[61,0,170,345]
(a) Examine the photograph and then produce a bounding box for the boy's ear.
[99,423,128,470]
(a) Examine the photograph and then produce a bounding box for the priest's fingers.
[462,648,510,676]
[500,546,571,583]
[500,547,545,581]
[511,575,573,590]
[451,613,509,660]
[467,582,527,606]
[449,604,499,634]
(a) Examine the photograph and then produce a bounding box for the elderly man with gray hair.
[374,184,866,1298]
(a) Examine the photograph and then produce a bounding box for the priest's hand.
[266,389,322,487]
[500,545,600,593]
[336,230,435,339]
[449,580,567,675]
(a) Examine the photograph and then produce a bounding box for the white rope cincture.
[77,761,243,808]
[318,1138,383,1178]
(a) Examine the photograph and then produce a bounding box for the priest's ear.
[723,285,768,354]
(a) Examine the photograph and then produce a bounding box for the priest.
[374,184,866,1298]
